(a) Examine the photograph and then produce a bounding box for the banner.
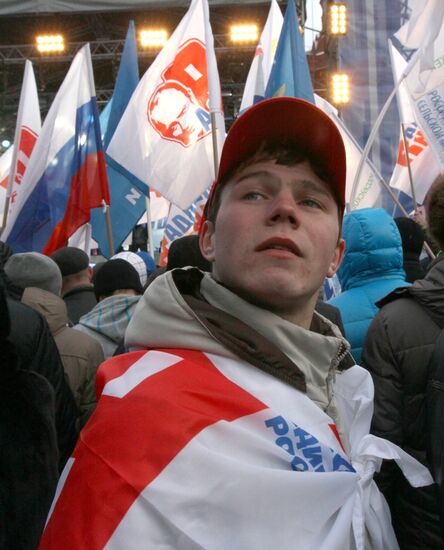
[240,0,283,110]
[107,0,225,210]
[2,44,110,254]
[3,60,41,228]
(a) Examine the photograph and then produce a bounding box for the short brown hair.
[426,174,444,250]
[205,140,342,225]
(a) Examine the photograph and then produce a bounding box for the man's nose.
[267,191,300,226]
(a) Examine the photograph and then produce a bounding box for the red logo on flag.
[147,39,212,148]
[397,125,428,167]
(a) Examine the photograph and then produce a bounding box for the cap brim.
[216,97,346,209]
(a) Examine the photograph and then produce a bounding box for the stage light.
[1,139,11,148]
[230,24,258,43]
[139,29,168,48]
[332,73,350,104]
[330,4,347,36]
[36,34,65,53]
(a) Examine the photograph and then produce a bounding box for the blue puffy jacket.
[328,208,409,364]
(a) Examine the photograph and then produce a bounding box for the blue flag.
[91,21,148,258]
[264,0,314,104]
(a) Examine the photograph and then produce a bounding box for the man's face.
[200,159,345,325]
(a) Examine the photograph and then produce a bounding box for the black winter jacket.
[427,328,444,540]
[7,296,79,470]
[362,254,444,549]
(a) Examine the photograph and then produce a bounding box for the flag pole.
[400,122,419,209]
[145,193,154,256]
[103,201,115,256]
[210,112,219,178]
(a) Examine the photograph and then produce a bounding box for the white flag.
[315,95,383,210]
[388,40,440,203]
[5,60,41,225]
[395,0,444,51]
[240,0,283,111]
[107,0,225,210]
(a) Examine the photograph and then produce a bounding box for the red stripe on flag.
[42,149,110,255]
[0,175,7,189]
[40,349,267,549]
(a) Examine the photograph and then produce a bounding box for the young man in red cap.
[41,98,431,550]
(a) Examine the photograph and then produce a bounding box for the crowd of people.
[1,96,443,549]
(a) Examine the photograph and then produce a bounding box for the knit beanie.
[394,217,425,256]
[4,252,62,295]
[50,246,90,276]
[93,259,143,299]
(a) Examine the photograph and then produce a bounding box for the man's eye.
[243,191,265,201]
[301,198,322,209]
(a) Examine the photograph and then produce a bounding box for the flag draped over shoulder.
[2,45,109,254]
[264,0,314,103]
[240,0,283,111]
[107,0,225,210]
[388,40,440,204]
[90,21,147,258]
[4,60,41,229]
[40,350,431,549]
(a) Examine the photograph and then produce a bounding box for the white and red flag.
[2,60,41,228]
[41,349,431,549]
[107,0,225,210]
[0,146,13,226]
[388,40,440,203]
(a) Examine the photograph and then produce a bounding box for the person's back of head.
[337,208,404,291]
[4,252,62,296]
[426,174,444,251]
[111,251,150,287]
[50,247,91,292]
[167,235,211,272]
[93,258,143,301]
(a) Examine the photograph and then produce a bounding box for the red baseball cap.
[205,96,346,216]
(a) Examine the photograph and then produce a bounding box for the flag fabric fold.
[240,0,283,111]
[3,44,109,254]
[107,0,225,210]
[90,20,147,258]
[264,0,314,104]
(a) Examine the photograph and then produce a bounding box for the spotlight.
[139,29,168,49]
[36,34,65,53]
[330,4,347,36]
[332,73,350,104]
[230,24,259,43]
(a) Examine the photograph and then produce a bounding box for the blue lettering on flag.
[265,415,355,474]
[196,108,211,132]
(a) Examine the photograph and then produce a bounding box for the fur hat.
[93,259,143,299]
[4,252,62,295]
[50,247,90,277]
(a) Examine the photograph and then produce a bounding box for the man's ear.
[326,238,345,278]
[199,220,216,263]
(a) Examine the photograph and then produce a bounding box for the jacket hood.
[21,287,68,335]
[77,294,140,345]
[409,254,444,324]
[337,208,405,290]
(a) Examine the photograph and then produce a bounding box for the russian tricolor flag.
[2,44,110,254]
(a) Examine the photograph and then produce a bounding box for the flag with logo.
[107,0,225,210]
[158,187,209,266]
[264,0,314,103]
[315,95,384,210]
[2,44,110,254]
[40,350,431,549]
[397,4,444,169]
[2,60,41,229]
[388,40,440,204]
[90,21,148,258]
[240,0,283,111]
[0,147,13,226]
